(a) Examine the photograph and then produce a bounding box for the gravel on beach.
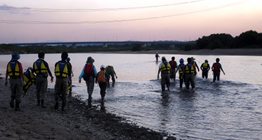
[0,77,178,140]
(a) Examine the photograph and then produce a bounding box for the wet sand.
[0,78,173,140]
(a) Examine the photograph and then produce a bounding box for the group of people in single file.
[156,53,225,92]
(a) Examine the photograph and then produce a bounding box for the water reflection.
[157,92,171,131]
[177,92,196,138]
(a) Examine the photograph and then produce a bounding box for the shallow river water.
[1,53,262,139]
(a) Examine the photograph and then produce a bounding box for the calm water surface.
[1,53,262,140]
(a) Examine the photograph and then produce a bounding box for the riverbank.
[1,48,262,56]
[109,48,262,56]
[0,77,174,140]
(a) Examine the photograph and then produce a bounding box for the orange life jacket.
[97,71,107,83]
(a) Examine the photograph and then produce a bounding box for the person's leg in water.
[166,73,170,91]
[86,77,94,108]
[185,74,190,89]
[161,73,166,92]
[179,74,183,89]
[213,72,216,82]
[112,74,115,87]
[173,68,176,81]
[191,75,195,90]
[99,82,107,108]
[107,75,110,87]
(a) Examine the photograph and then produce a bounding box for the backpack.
[97,71,107,83]
[213,63,220,71]
[83,64,94,81]
[170,61,177,68]
[84,64,94,76]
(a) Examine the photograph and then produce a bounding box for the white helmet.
[100,65,105,69]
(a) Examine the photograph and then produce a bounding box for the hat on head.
[100,65,105,69]
[87,56,94,63]
[180,58,184,63]
[12,52,20,61]
[162,56,166,61]
[191,57,195,61]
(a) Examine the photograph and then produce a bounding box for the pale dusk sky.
[0,0,261,43]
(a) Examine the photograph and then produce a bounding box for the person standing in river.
[212,58,225,82]
[176,58,185,90]
[155,52,160,62]
[183,57,197,91]
[79,56,97,108]
[169,56,177,81]
[200,59,210,79]
[32,51,54,108]
[5,52,25,111]
[54,52,71,111]
[96,65,109,108]
[157,56,171,92]
[191,57,200,72]
[105,65,117,87]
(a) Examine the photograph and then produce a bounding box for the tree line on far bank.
[183,30,262,51]
[0,30,261,54]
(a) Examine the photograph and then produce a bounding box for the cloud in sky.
[0,0,262,43]
[0,4,31,15]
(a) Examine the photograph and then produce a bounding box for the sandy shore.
[0,77,174,140]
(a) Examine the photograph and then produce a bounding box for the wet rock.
[0,78,166,140]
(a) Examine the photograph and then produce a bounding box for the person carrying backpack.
[169,56,177,81]
[96,65,109,107]
[176,58,185,90]
[212,58,225,82]
[79,56,97,107]
[105,65,118,87]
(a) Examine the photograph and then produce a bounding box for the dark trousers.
[213,71,220,82]
[202,72,208,79]
[184,74,195,89]
[161,72,170,91]
[170,68,176,80]
[99,82,107,100]
[179,74,185,88]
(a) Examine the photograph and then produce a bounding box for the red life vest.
[213,63,220,71]
[170,61,177,68]
[84,64,94,76]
